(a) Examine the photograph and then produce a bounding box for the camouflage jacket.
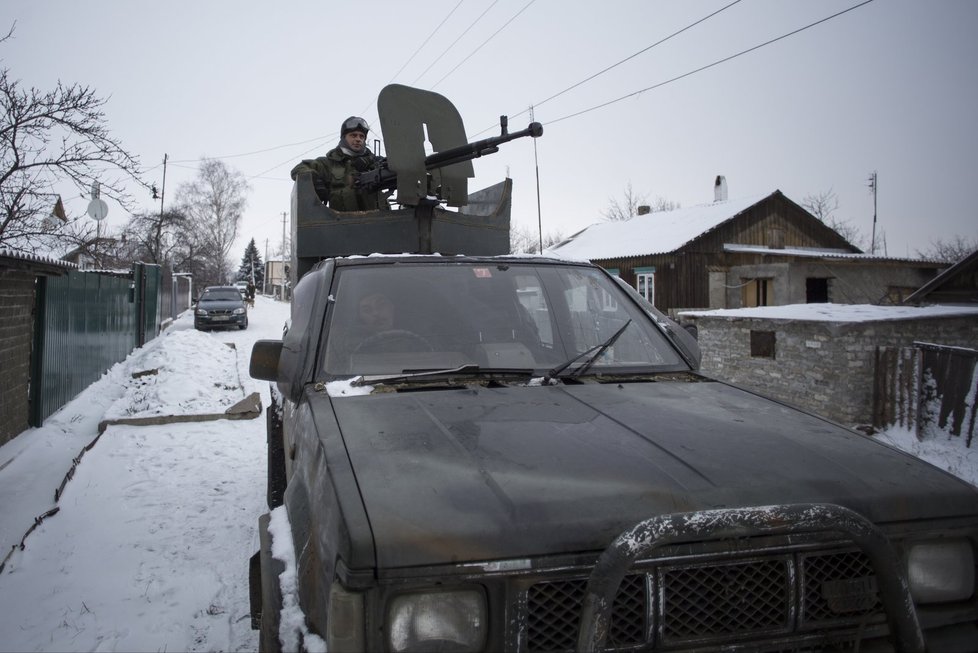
[290,146,389,212]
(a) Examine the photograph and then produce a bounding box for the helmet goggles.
[342,116,370,136]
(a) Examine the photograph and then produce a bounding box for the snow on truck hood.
[323,379,978,570]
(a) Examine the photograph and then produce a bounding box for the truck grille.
[528,573,647,651]
[525,549,883,652]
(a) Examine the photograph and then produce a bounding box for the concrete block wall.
[690,314,978,427]
[0,272,36,445]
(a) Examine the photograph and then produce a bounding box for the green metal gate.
[28,264,162,427]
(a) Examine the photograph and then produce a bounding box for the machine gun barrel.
[423,121,543,170]
[354,120,543,194]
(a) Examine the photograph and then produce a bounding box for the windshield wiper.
[543,320,632,383]
[351,363,535,386]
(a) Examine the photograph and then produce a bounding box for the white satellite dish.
[87,198,109,221]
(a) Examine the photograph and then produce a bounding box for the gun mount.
[289,85,542,284]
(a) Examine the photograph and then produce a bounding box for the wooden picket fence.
[873,342,977,447]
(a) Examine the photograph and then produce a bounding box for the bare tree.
[175,158,249,286]
[0,26,144,252]
[117,208,188,265]
[800,190,839,222]
[916,234,978,263]
[510,223,564,254]
[801,189,866,250]
[602,182,678,221]
[602,182,646,222]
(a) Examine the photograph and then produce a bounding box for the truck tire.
[267,388,287,509]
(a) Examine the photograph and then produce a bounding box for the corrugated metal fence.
[874,342,978,447]
[28,264,162,426]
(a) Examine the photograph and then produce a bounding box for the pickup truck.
[247,85,978,652]
[249,250,978,652]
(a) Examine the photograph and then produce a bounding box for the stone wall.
[0,272,35,445]
[685,313,978,426]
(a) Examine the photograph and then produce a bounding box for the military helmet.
[341,116,370,137]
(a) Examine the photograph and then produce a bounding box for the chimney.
[637,205,651,216]
[714,175,728,202]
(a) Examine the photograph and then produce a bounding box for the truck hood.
[328,379,978,569]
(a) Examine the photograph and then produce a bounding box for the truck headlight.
[387,589,487,652]
[907,539,975,603]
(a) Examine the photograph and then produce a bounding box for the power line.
[353,0,468,132]
[167,134,335,166]
[248,137,340,181]
[431,0,538,89]
[388,0,466,85]
[145,1,875,184]
[528,0,742,114]
[546,0,876,127]
[469,0,743,138]
[412,1,499,86]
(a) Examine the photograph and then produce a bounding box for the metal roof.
[0,248,77,273]
[723,243,944,265]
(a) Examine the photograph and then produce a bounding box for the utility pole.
[281,212,287,260]
[531,105,543,254]
[160,153,168,219]
[867,171,878,255]
[150,154,168,265]
[281,212,288,301]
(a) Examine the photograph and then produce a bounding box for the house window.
[806,278,829,303]
[634,266,655,305]
[750,330,776,358]
[743,278,773,307]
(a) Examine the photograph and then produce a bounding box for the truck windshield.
[320,261,687,377]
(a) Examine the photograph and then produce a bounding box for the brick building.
[0,250,76,445]
[679,303,978,427]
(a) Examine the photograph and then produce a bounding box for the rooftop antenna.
[867,170,878,254]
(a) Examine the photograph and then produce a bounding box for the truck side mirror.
[250,340,283,381]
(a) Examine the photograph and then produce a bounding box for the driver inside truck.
[290,116,390,212]
[357,292,395,334]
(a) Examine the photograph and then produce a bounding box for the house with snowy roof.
[547,177,945,317]
[904,248,978,305]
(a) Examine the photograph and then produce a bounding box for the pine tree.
[236,238,264,287]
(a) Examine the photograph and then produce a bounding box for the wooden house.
[548,181,945,317]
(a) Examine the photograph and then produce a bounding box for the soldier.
[290,116,389,212]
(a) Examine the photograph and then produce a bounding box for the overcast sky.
[4,0,976,263]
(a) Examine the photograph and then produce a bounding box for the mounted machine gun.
[290,84,543,282]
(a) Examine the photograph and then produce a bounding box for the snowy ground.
[0,295,974,652]
[0,296,289,653]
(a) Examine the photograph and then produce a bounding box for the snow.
[876,427,978,488]
[0,296,291,653]
[103,329,244,420]
[546,193,771,259]
[325,379,374,397]
[0,295,975,652]
[680,302,978,323]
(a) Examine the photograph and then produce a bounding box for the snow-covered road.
[0,292,973,653]
[0,295,290,652]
